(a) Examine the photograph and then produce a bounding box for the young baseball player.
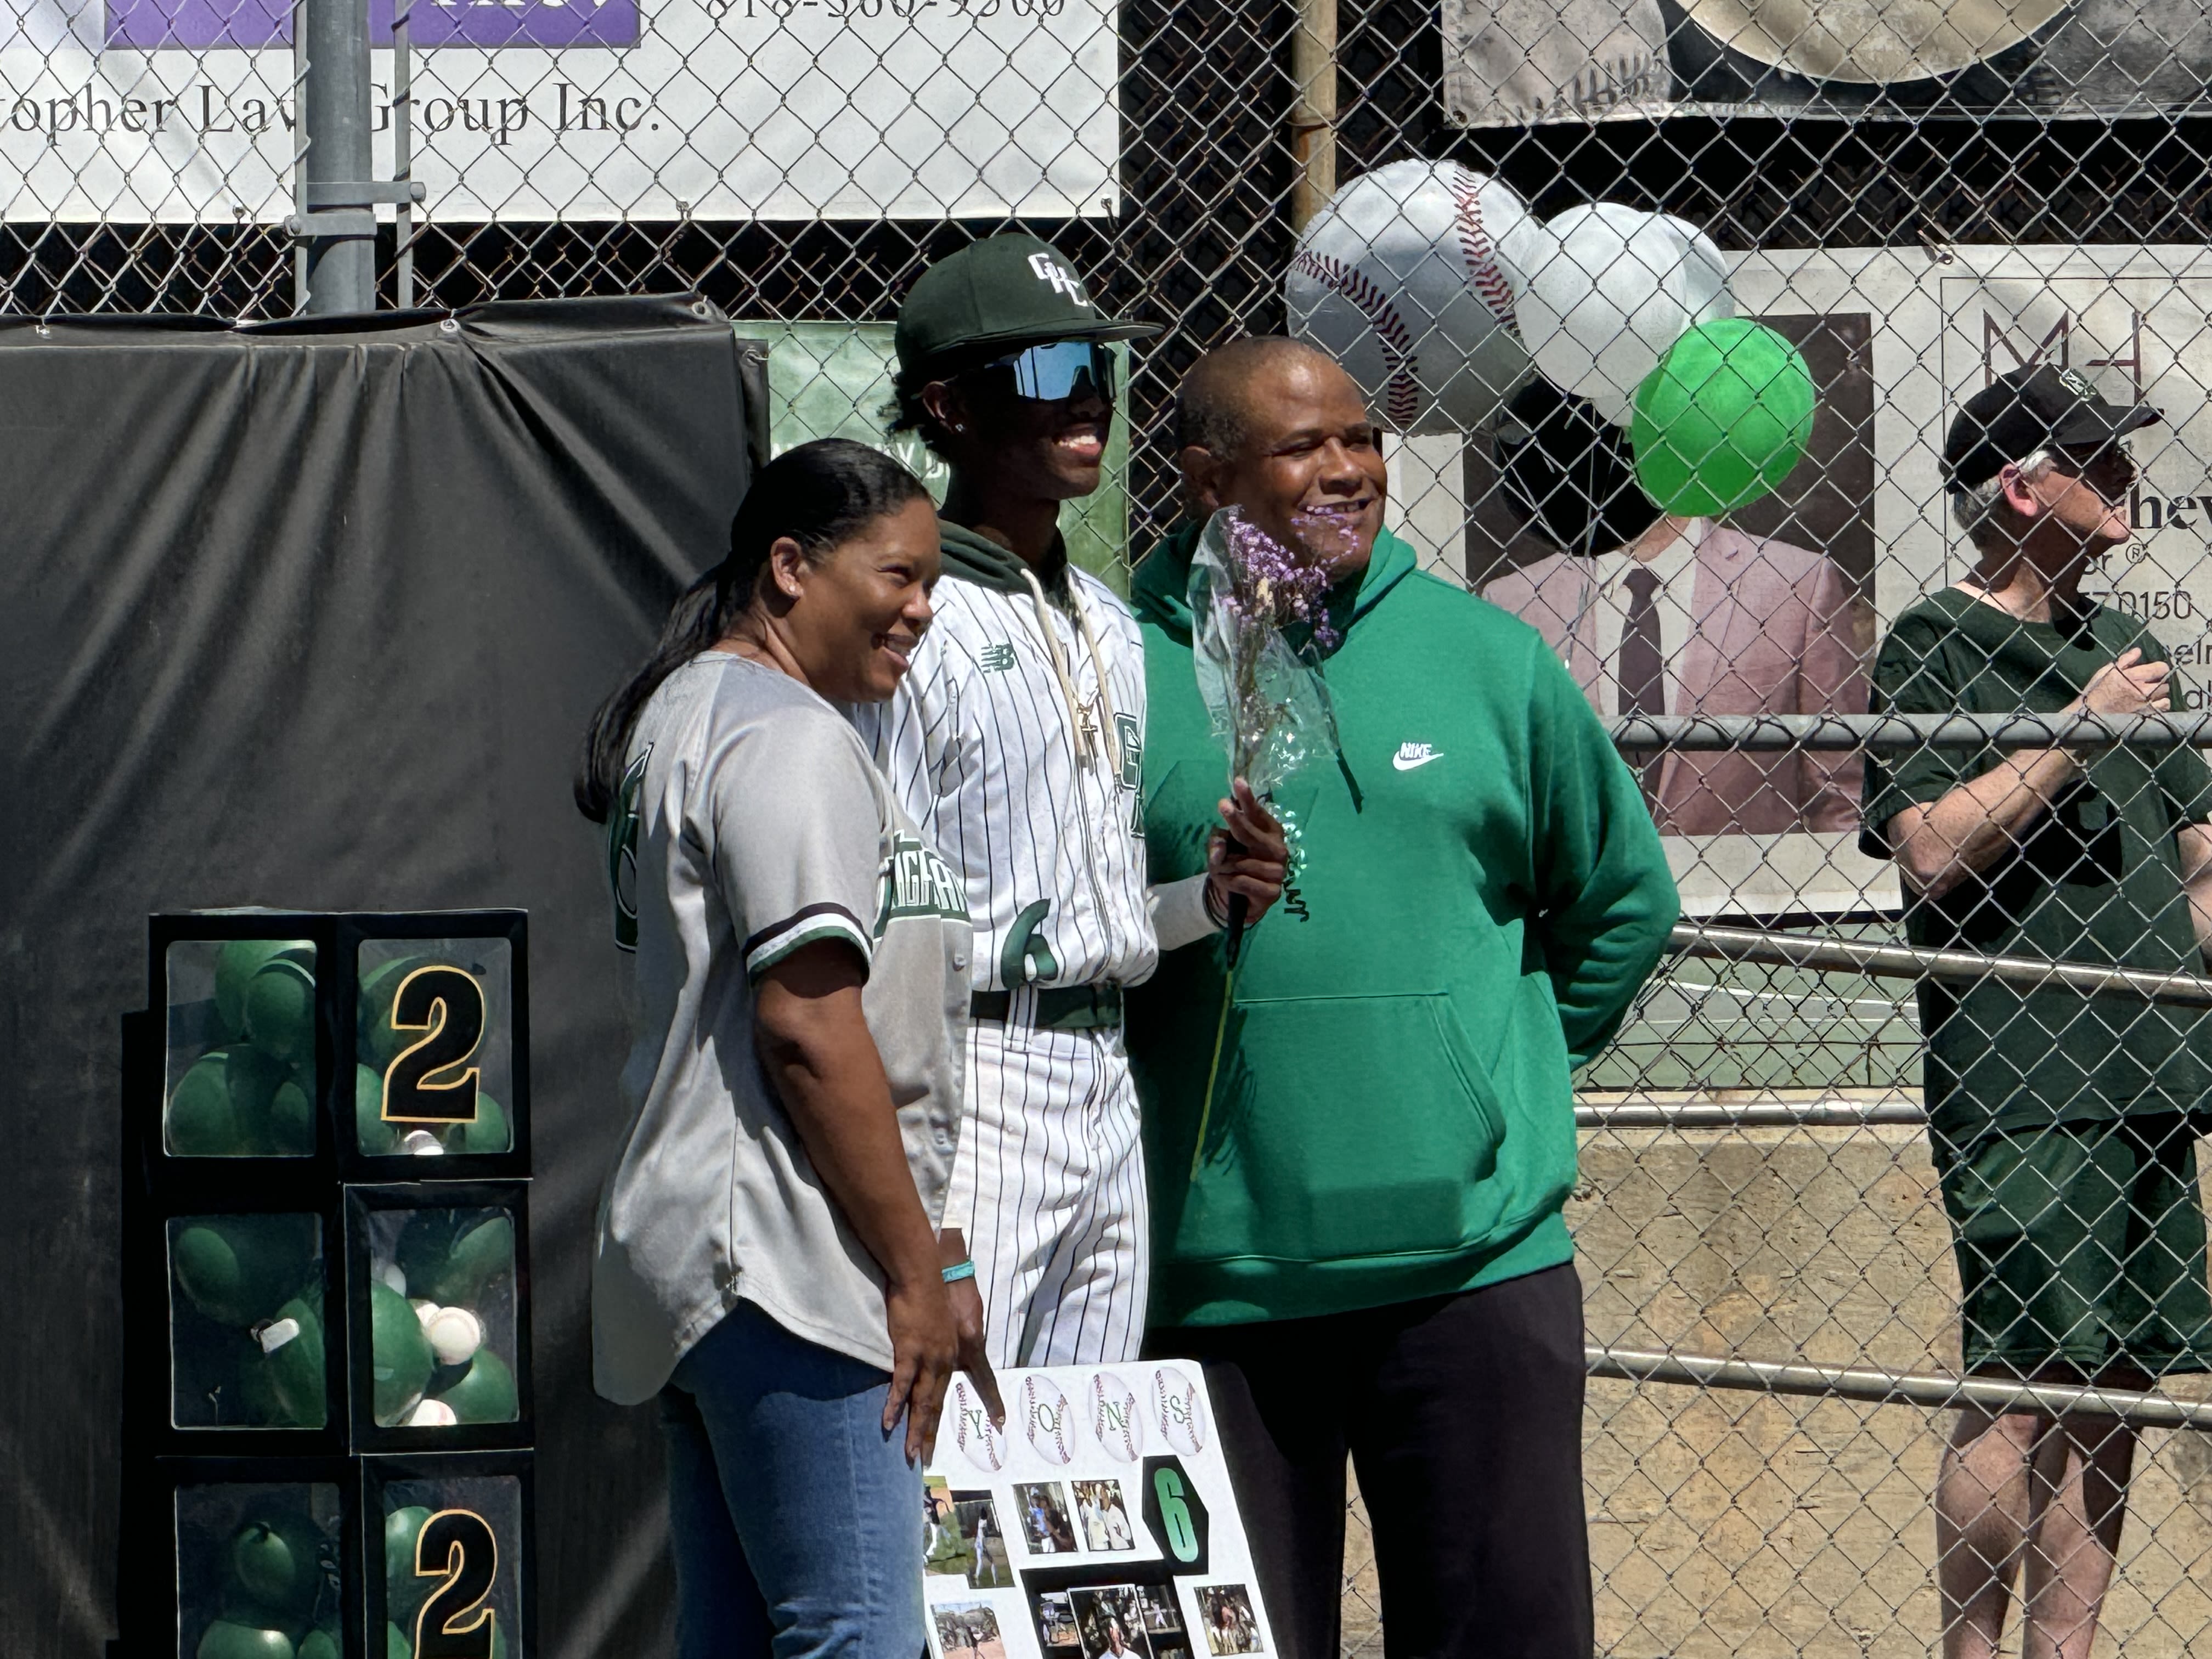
[854,234,1286,1368]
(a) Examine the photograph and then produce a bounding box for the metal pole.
[1670,921,2212,1009]
[393,0,413,308]
[1588,1345,2212,1429]
[1288,0,1335,230]
[1576,1098,1930,1130]
[297,0,375,312]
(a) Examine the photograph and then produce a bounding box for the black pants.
[1149,1263,1592,1659]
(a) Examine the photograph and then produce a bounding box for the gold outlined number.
[381,966,486,1125]
[414,1508,499,1659]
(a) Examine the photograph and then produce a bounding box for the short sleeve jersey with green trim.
[1860,586,2212,1146]
[592,652,972,1403]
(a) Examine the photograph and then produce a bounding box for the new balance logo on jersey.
[879,833,969,930]
[979,642,1018,673]
[1393,742,1443,771]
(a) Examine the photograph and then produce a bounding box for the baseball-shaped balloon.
[1150,1365,1206,1457]
[952,1375,1008,1475]
[1023,1374,1077,1466]
[1516,202,1735,425]
[1088,1370,1144,1462]
[1286,159,1542,433]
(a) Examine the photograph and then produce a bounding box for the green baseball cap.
[894,234,1158,379]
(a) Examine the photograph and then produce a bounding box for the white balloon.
[1516,203,1736,425]
[1286,159,1544,433]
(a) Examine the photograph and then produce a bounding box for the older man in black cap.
[850,235,1284,1369]
[1862,364,2212,1659]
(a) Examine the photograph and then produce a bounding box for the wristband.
[941,1259,977,1284]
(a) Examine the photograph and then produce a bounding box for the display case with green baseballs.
[153,916,341,1165]
[365,1455,535,1659]
[338,915,528,1181]
[118,1459,365,1659]
[345,1186,531,1452]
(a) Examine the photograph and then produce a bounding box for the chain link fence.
[21,0,2212,1653]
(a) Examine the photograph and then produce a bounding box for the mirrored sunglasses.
[977,339,1118,403]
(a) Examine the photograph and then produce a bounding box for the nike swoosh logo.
[1393,749,1443,771]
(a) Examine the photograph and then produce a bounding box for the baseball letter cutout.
[953,1376,1008,1475]
[1152,1365,1207,1457]
[1088,1369,1144,1462]
[1023,1374,1077,1466]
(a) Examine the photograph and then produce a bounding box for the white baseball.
[407,1397,457,1428]
[374,1259,407,1296]
[425,1306,484,1367]
[412,1299,440,1330]
[1286,159,1542,435]
[952,1375,1009,1476]
[1151,1365,1206,1457]
[1087,1370,1144,1462]
[400,1129,445,1156]
[1023,1374,1076,1466]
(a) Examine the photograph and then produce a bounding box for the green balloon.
[244,958,317,1065]
[385,1506,435,1626]
[386,1622,413,1659]
[433,1348,518,1425]
[174,1217,314,1328]
[298,1630,340,1659]
[356,1064,399,1155]
[214,940,312,1041]
[398,1211,514,1307]
[197,1621,296,1659]
[358,955,436,1073]
[167,1052,242,1156]
[371,1279,435,1425]
[440,1091,511,1156]
[228,1511,326,1623]
[224,1046,294,1152]
[1629,318,1815,517]
[238,1297,326,1427]
[266,1079,315,1157]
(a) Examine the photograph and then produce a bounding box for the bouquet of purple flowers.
[1188,507,1342,959]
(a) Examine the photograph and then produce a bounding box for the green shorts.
[1936,1116,2212,1379]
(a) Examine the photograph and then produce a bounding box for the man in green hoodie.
[1128,338,1678,1659]
[851,236,1286,1370]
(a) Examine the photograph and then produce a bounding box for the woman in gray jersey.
[577,439,1005,1659]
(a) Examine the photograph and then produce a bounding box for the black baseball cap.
[894,234,1158,381]
[1943,364,2160,494]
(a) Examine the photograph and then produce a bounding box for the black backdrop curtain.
[0,295,752,1656]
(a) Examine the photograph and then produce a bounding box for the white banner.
[0,0,1116,221]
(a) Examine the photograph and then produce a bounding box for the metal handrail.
[1610,711,2212,752]
[1577,1098,1929,1128]
[1670,922,2212,1009]
[1588,1345,2212,1428]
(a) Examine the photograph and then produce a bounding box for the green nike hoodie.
[1127,523,1679,1327]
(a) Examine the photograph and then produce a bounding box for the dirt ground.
[1335,1107,2212,1658]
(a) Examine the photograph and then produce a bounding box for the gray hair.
[1952,448,2058,550]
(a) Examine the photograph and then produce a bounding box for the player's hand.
[1209,780,1290,922]
[883,1274,961,1465]
[2076,647,2171,718]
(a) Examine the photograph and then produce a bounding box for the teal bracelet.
[941,1259,977,1284]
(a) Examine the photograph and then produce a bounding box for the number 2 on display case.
[414,1508,499,1659]
[383,967,486,1125]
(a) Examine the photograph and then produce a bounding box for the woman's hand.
[941,1227,1007,1435]
[1207,779,1289,923]
[883,1273,962,1464]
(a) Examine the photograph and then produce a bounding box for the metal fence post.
[290,0,422,313]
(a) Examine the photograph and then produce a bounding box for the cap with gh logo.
[1942,363,2160,494]
[894,233,1158,380]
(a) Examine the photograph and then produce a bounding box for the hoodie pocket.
[1195,991,1509,1262]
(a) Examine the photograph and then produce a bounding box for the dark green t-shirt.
[1860,586,2212,1145]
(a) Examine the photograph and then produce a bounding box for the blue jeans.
[660,1300,923,1659]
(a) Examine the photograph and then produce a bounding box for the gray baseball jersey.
[595,651,972,1403]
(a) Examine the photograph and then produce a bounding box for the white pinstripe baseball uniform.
[850,522,1214,1368]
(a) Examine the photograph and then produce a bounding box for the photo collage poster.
[921,1363,1275,1659]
